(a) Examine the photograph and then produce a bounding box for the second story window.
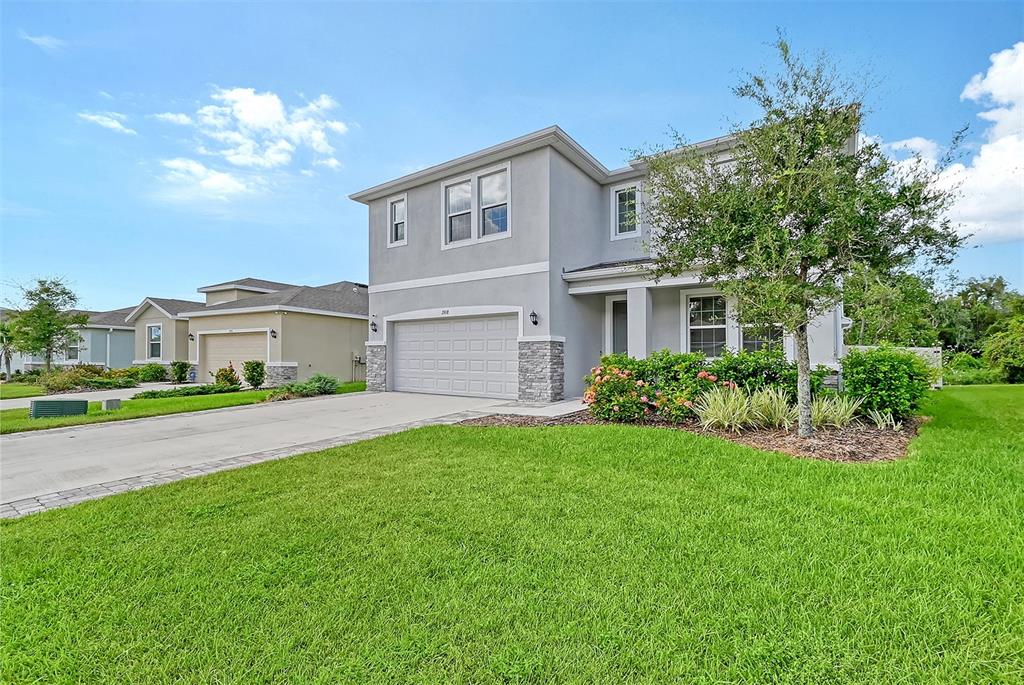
[387,196,407,247]
[611,182,640,240]
[446,180,472,243]
[480,169,508,236]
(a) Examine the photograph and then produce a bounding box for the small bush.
[242,360,266,389]
[706,347,827,398]
[693,386,752,433]
[138,363,168,382]
[946,352,985,371]
[265,373,341,402]
[132,384,240,400]
[170,361,191,384]
[841,347,933,418]
[212,363,240,386]
[811,394,862,428]
[944,367,1005,385]
[866,408,902,432]
[108,367,143,381]
[750,386,797,430]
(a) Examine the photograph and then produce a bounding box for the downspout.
[106,328,112,369]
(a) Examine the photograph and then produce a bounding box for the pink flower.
[641,396,649,403]
[707,374,717,382]
[635,380,644,387]
[655,390,662,396]
[697,370,708,379]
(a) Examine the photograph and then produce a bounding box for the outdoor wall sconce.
[529,311,539,326]
[270,329,278,339]
[370,321,378,333]
[188,333,195,342]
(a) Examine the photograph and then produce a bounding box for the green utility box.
[29,399,89,418]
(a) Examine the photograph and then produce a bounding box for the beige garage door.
[200,332,266,382]
[392,315,518,399]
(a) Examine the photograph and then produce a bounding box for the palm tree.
[0,319,16,381]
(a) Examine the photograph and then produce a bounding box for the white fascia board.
[369,261,549,294]
[561,264,653,282]
[180,305,368,320]
[125,298,177,323]
[196,284,279,294]
[349,126,608,203]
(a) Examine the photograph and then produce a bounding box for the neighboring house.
[351,126,849,401]
[180,280,369,385]
[5,307,136,372]
[125,297,206,369]
[126,278,369,385]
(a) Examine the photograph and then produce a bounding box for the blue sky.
[2,2,1022,311]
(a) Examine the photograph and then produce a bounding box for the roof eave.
[348,126,610,204]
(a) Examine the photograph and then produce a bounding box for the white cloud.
[158,158,249,202]
[98,90,114,100]
[314,157,341,170]
[873,42,1024,245]
[77,112,137,136]
[152,112,193,125]
[159,87,349,170]
[18,29,66,53]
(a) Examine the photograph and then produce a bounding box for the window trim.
[610,181,642,241]
[603,294,628,356]
[386,193,408,248]
[66,339,80,361]
[681,291,731,358]
[478,167,509,240]
[146,323,163,360]
[440,162,512,250]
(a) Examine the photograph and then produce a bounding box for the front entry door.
[611,299,628,354]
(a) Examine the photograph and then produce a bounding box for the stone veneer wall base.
[365,344,387,392]
[518,340,565,402]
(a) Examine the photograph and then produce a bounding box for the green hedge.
[841,347,933,418]
[132,384,241,400]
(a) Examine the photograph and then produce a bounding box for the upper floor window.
[688,295,727,357]
[147,324,162,359]
[480,169,508,236]
[742,324,784,352]
[611,182,640,240]
[442,162,512,248]
[446,181,472,243]
[387,195,407,247]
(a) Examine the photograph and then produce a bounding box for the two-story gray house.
[351,126,847,402]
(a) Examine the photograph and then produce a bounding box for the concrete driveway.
[1,382,179,410]
[1,392,504,506]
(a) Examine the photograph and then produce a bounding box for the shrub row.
[40,365,139,393]
[584,346,933,430]
[265,373,340,402]
[132,384,241,400]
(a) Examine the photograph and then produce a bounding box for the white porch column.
[626,286,652,358]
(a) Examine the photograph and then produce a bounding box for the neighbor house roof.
[125,297,206,323]
[196,277,302,294]
[181,281,368,319]
[85,307,137,328]
[349,125,740,204]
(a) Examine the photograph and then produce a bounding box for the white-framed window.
[610,182,641,240]
[741,324,784,352]
[387,195,407,247]
[147,324,162,359]
[66,340,80,361]
[445,180,472,243]
[480,168,508,237]
[687,295,727,357]
[441,162,512,248]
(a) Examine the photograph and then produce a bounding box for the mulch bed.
[458,410,923,463]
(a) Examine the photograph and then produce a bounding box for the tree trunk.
[4,356,10,381]
[44,351,52,373]
[794,322,814,437]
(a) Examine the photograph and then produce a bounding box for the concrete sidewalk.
[1,382,179,410]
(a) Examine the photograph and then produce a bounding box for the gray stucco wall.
[108,329,134,368]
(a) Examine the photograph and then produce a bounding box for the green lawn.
[0,381,365,434]
[0,383,44,400]
[2,386,1021,682]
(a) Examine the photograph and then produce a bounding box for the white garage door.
[200,332,267,382]
[393,315,518,399]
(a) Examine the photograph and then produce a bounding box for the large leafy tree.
[11,278,89,372]
[933,276,1023,353]
[843,266,939,347]
[642,39,965,436]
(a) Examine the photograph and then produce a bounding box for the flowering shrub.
[584,351,738,423]
[706,347,828,398]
